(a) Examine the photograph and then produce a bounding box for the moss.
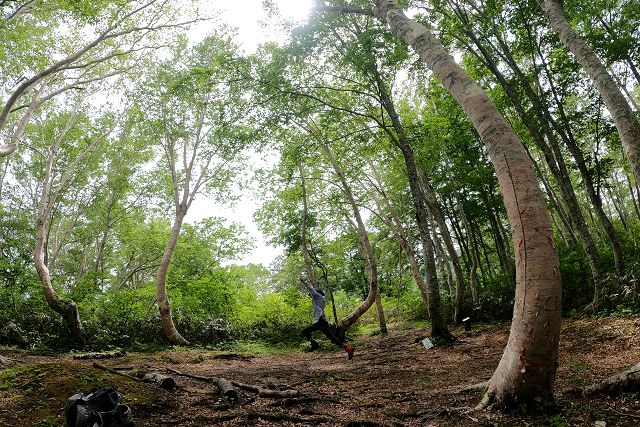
[0,362,167,426]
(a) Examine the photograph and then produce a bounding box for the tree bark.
[459,200,480,305]
[375,288,388,334]
[156,207,189,345]
[34,143,85,346]
[370,0,561,408]
[462,26,608,305]
[540,0,640,186]
[369,174,432,312]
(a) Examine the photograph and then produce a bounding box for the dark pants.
[302,317,345,348]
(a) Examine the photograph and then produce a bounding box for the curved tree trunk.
[319,142,378,339]
[35,218,85,346]
[463,26,607,306]
[540,0,640,185]
[34,146,85,346]
[482,9,625,276]
[157,207,189,345]
[370,0,561,408]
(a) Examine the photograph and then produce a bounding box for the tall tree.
[141,35,250,344]
[540,0,640,184]
[322,0,562,407]
[0,0,195,157]
[30,105,118,345]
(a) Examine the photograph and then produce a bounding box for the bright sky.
[188,0,313,267]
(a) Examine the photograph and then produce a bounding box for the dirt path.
[1,317,639,426]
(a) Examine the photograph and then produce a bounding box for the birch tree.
[321,0,561,408]
[28,104,119,345]
[141,35,250,344]
[0,0,197,157]
[540,0,640,185]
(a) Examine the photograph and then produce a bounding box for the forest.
[1,0,639,426]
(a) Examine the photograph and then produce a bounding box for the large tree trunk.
[370,0,561,408]
[540,0,640,186]
[462,26,607,308]
[34,150,85,346]
[156,207,189,345]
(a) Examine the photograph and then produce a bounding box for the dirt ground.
[1,317,639,426]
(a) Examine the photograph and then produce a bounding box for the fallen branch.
[73,349,126,360]
[579,362,640,396]
[232,381,299,398]
[167,367,237,401]
[132,370,177,390]
[92,362,142,382]
[167,368,299,399]
[0,355,19,368]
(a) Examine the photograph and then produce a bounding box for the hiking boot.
[343,344,354,360]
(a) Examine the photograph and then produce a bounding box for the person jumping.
[300,276,354,359]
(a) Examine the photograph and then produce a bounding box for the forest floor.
[1,317,639,426]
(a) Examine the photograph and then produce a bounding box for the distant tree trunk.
[430,216,454,297]
[375,288,388,335]
[369,0,561,408]
[35,153,85,346]
[459,201,480,305]
[299,163,321,288]
[418,169,465,323]
[369,166,432,310]
[156,207,189,345]
[373,74,453,341]
[319,142,378,339]
[540,0,640,186]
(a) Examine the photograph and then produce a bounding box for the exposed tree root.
[0,355,19,368]
[578,362,640,396]
[204,412,331,424]
[475,388,494,411]
[460,380,489,393]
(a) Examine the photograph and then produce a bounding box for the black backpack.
[65,388,133,427]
